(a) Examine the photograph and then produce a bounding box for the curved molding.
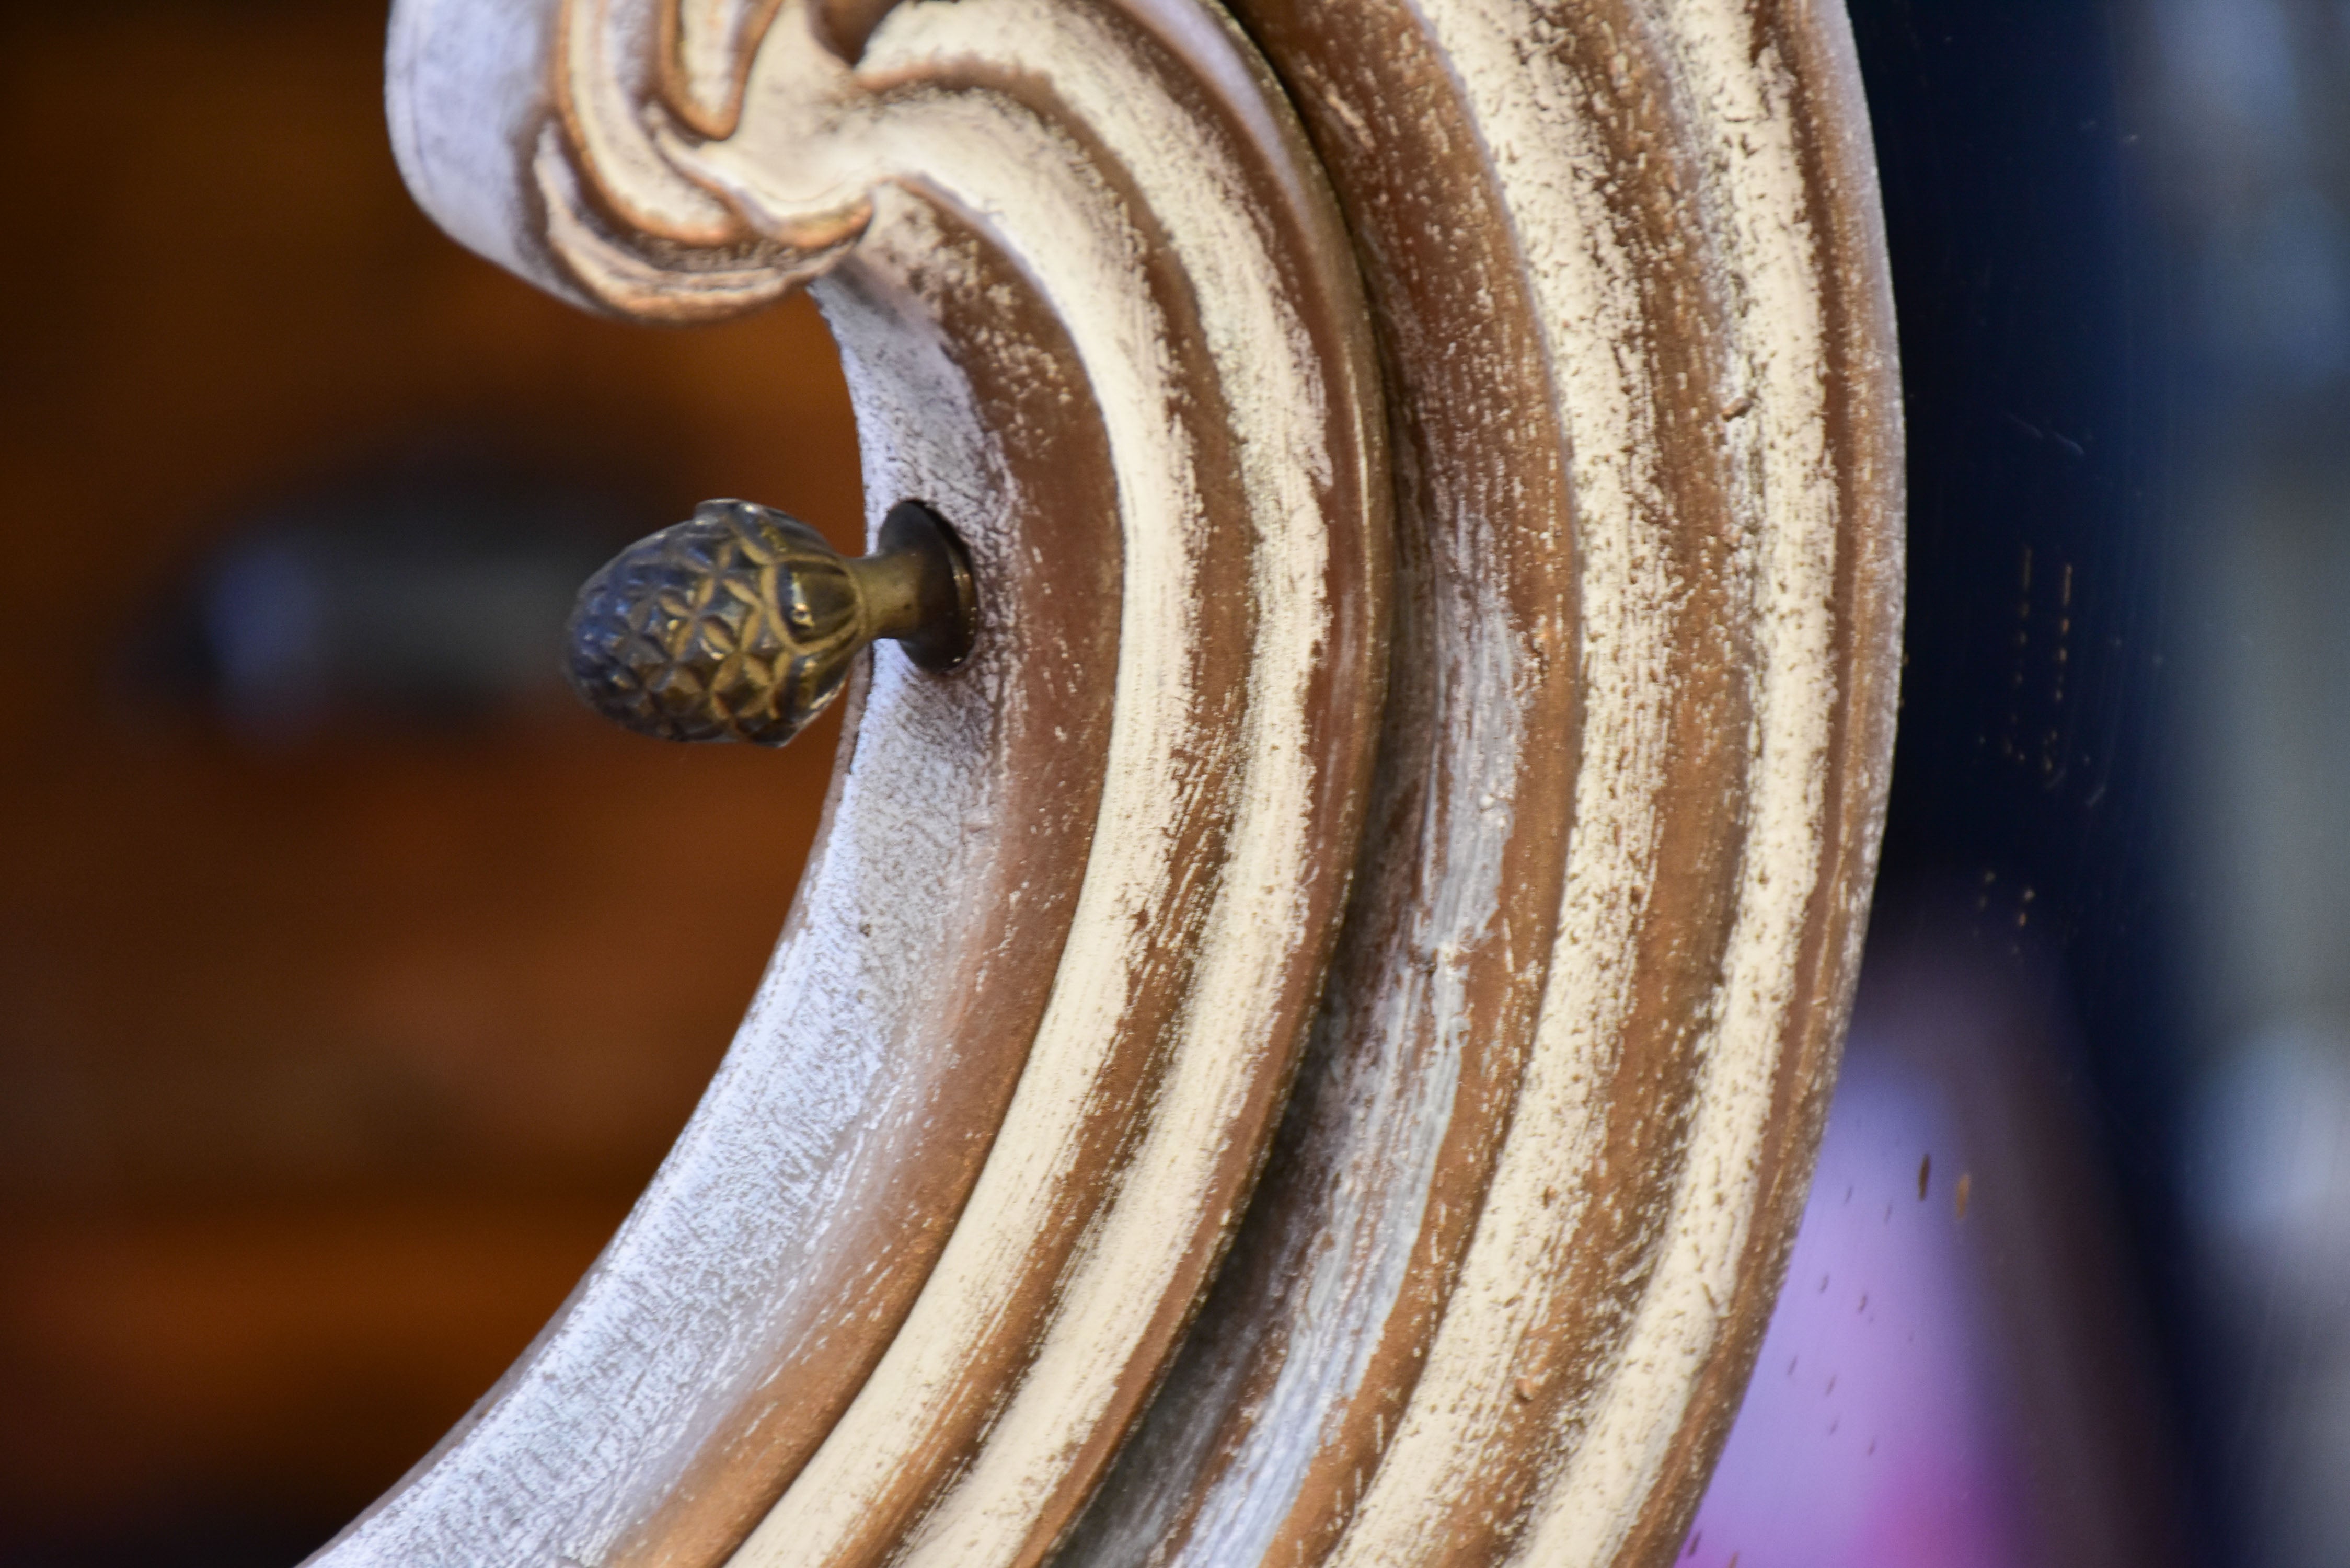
[343,1,1898,1565]
[348,2,1388,1564]
[1069,3,1901,1562]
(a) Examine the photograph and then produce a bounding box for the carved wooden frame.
[326,1,1901,1563]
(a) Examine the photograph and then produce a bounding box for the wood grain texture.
[324,0,1898,1564]
[1067,3,1901,1562]
[337,2,1387,1564]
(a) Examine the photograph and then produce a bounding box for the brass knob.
[565,498,977,746]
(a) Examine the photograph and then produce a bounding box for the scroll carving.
[358,1,1388,1563]
[1070,5,1902,1562]
[333,1,1900,1565]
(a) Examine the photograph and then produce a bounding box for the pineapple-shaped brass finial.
[565,498,976,746]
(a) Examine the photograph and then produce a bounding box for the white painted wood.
[335,1,1900,1565]
[1064,2,1901,1561]
[335,2,1386,1564]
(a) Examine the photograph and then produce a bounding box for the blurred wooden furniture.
[316,2,1902,1565]
[0,6,868,1552]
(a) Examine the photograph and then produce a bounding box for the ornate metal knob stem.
[566,498,977,746]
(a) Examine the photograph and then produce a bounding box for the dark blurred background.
[6,1,2350,1565]
[0,3,860,1561]
[1699,3,2350,1565]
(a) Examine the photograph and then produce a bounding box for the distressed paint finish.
[327,1,1898,1566]
[1067,2,1901,1564]
[337,1,1387,1565]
